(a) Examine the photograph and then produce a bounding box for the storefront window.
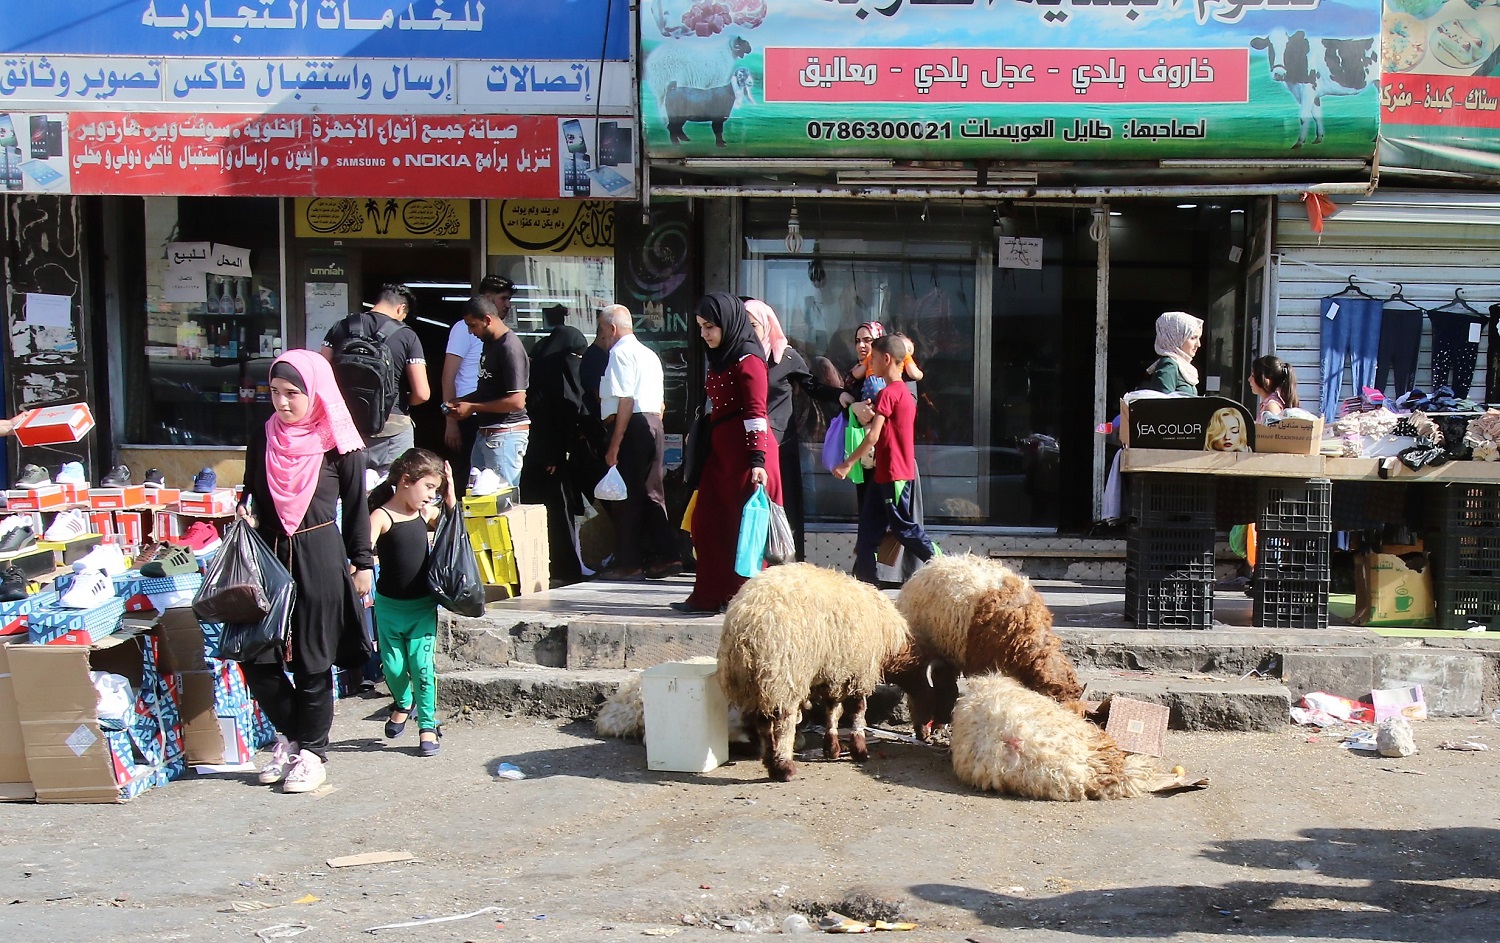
[132,197,283,446]
[489,256,615,350]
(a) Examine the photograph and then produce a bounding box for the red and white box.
[89,511,115,539]
[12,403,94,446]
[6,487,69,512]
[59,484,90,505]
[114,511,144,548]
[143,488,180,507]
[91,486,147,510]
[153,509,182,541]
[177,489,237,517]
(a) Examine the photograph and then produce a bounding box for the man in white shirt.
[443,275,512,494]
[596,304,681,581]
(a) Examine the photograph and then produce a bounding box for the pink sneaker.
[281,750,327,794]
[257,739,298,785]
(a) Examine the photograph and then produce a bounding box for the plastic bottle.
[781,915,812,934]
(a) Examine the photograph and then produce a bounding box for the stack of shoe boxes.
[153,610,274,771]
[460,497,549,597]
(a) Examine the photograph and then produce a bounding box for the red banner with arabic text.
[1381,77,1500,129]
[68,112,570,198]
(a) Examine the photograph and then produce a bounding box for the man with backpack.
[321,283,430,480]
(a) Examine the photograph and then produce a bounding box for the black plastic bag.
[217,529,296,663]
[193,520,272,624]
[680,407,711,490]
[427,507,486,617]
[764,501,795,566]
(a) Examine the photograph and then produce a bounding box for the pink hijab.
[264,349,364,536]
[744,298,789,364]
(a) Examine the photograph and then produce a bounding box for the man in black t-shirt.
[321,284,429,480]
[446,295,529,489]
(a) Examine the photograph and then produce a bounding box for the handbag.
[681,406,712,489]
[735,484,772,578]
[764,501,795,566]
[821,409,848,473]
[427,507,486,617]
[843,408,868,484]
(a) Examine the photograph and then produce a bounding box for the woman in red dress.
[674,294,783,614]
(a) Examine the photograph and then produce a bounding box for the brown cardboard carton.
[503,504,550,596]
[1103,696,1170,757]
[7,641,124,803]
[0,646,35,800]
[1254,417,1325,455]
[155,608,208,674]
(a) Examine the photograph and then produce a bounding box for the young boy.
[834,334,939,584]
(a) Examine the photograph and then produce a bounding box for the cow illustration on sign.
[1250,28,1377,148]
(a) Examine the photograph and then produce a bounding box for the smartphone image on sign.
[561,118,589,155]
[19,160,63,190]
[598,121,632,166]
[586,165,632,195]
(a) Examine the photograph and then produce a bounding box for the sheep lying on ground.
[718,563,910,781]
[950,674,1154,801]
[894,554,1082,740]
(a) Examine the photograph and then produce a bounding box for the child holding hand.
[369,448,455,757]
[834,335,940,584]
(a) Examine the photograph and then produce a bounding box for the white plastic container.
[641,657,729,773]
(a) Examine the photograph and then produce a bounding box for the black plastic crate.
[1256,478,1332,531]
[1252,578,1329,629]
[1131,475,1217,528]
[1254,530,1331,580]
[1435,577,1500,630]
[1437,484,1500,530]
[1127,526,1215,581]
[1432,527,1500,579]
[1125,577,1212,630]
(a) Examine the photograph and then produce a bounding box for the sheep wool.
[950,674,1154,801]
[645,35,753,108]
[718,563,910,781]
[897,553,1017,665]
[595,673,645,739]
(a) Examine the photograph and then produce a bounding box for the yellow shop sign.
[487,200,614,256]
[294,198,472,240]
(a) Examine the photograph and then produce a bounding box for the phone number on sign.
[806,120,952,141]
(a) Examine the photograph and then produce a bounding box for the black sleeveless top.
[374,511,432,600]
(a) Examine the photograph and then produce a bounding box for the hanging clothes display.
[1489,303,1500,403]
[1428,292,1487,400]
[1374,290,1425,398]
[1318,282,1383,420]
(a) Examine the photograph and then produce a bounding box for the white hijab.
[1152,311,1202,387]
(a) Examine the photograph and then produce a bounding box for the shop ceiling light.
[785,200,804,254]
[1177,203,1198,209]
[404,281,471,289]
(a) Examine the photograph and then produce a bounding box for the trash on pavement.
[816,911,916,933]
[783,915,812,934]
[1340,730,1378,752]
[1371,685,1427,722]
[253,926,309,942]
[494,762,526,780]
[1376,717,1418,757]
[325,851,414,869]
[362,905,502,933]
[1102,696,1169,757]
[1438,740,1491,751]
[1298,692,1375,725]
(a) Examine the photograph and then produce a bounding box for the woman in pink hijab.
[238,349,372,794]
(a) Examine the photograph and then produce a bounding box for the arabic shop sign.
[2,1,630,61]
[487,200,616,256]
[294,198,472,239]
[639,0,1381,160]
[1379,0,1500,176]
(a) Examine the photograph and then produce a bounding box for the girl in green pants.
[369,448,455,757]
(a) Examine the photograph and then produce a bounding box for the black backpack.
[331,313,406,436]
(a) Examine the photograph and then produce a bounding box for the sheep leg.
[848,694,870,762]
[764,709,799,782]
[667,119,691,144]
[824,696,845,760]
[712,118,728,148]
[930,662,961,728]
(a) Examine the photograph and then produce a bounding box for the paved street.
[3,703,1498,943]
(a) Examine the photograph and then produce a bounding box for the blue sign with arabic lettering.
[1,0,630,60]
[639,0,1381,160]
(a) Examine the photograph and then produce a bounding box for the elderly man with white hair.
[595,304,682,582]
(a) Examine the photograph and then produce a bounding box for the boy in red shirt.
[834,335,940,584]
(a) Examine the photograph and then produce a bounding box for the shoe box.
[57,484,89,505]
[28,596,127,646]
[36,534,101,567]
[140,572,204,612]
[177,489,237,517]
[151,609,271,769]
[89,486,148,511]
[11,403,95,447]
[55,570,152,613]
[469,505,550,596]
[5,487,69,512]
[0,590,60,639]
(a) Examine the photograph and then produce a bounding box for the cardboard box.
[28,596,127,647]
[501,504,549,596]
[462,490,516,519]
[0,546,64,581]
[36,533,101,567]
[7,634,160,802]
[88,511,114,538]
[0,590,60,640]
[12,403,94,447]
[1120,396,1255,452]
[1354,553,1435,627]
[1254,417,1325,455]
[115,511,144,548]
[0,646,35,800]
[90,486,147,511]
[59,484,90,505]
[142,487,180,506]
[1103,696,1170,757]
[6,487,68,512]
[177,489,237,517]
[154,608,210,674]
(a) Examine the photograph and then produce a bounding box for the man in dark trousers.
[321,283,428,481]
[596,304,681,581]
[521,304,589,583]
[445,295,529,491]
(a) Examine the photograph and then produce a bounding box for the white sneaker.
[281,749,327,793]
[59,569,113,609]
[0,515,24,538]
[470,468,503,497]
[72,542,128,577]
[55,462,86,485]
[44,509,89,542]
[257,738,298,785]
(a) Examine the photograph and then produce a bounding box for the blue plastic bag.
[821,410,848,473]
[735,484,771,578]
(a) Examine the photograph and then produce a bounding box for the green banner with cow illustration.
[639,0,1382,161]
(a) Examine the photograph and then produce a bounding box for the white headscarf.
[1152,311,1203,387]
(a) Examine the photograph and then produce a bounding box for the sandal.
[419,726,442,757]
[385,703,410,739]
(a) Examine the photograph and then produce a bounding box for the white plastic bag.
[593,465,628,501]
[90,671,134,729]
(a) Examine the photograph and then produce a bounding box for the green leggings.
[373,592,439,731]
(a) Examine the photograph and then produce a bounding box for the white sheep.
[717,563,911,782]
[950,674,1155,801]
[645,34,753,110]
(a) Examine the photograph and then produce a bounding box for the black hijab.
[697,292,760,372]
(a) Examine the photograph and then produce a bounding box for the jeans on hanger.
[1319,295,1383,419]
[1430,311,1486,399]
[1374,306,1425,398]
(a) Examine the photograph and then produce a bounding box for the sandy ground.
[3,699,1499,943]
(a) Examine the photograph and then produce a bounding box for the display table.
[1124,448,1500,483]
